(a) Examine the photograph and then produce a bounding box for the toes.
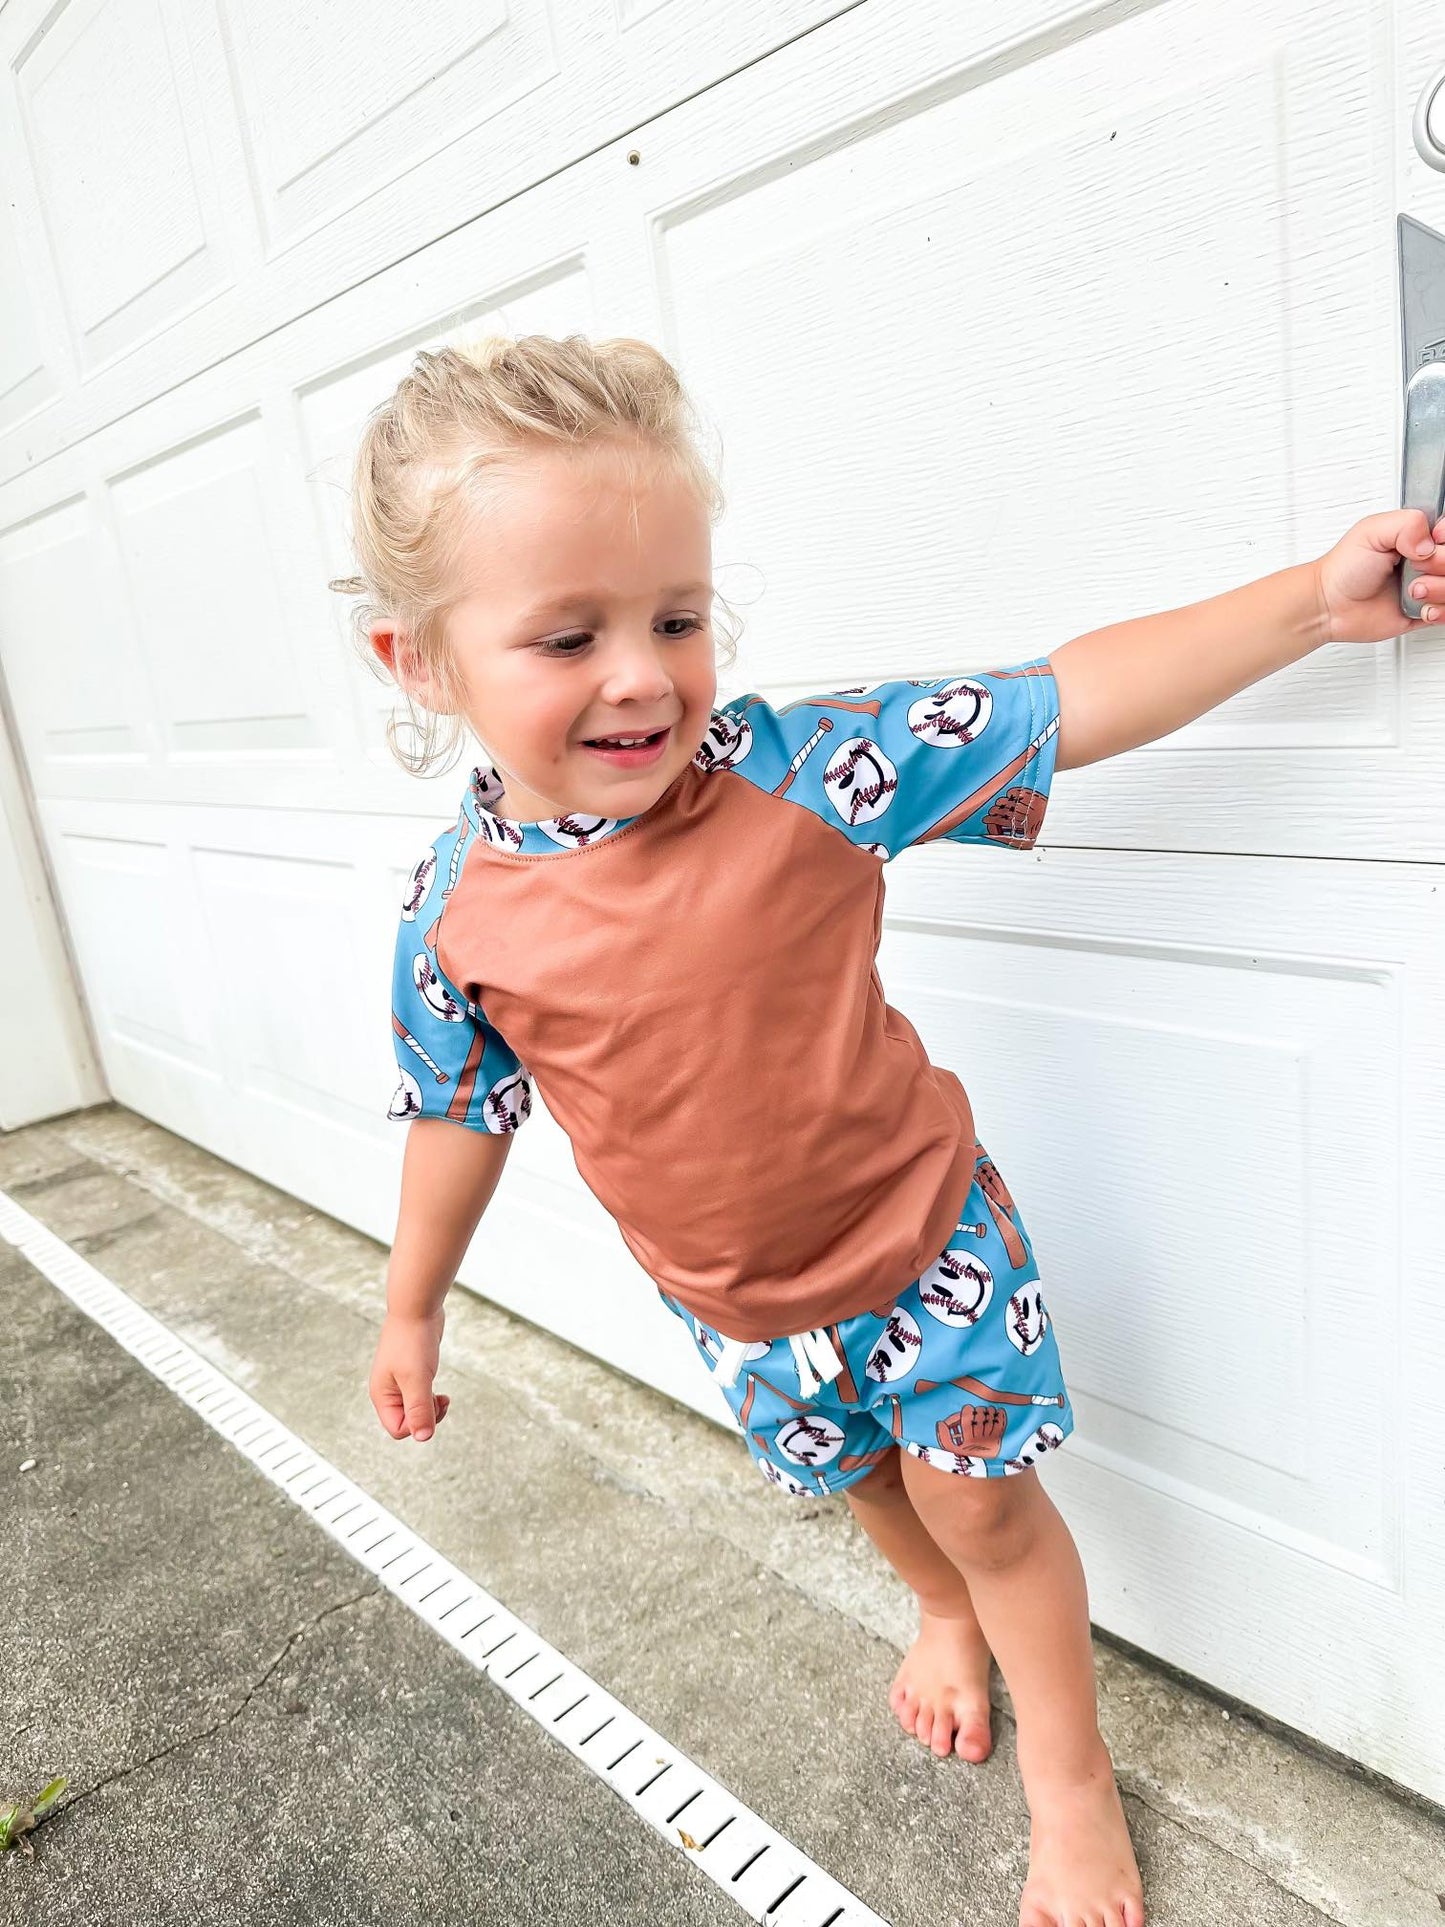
[954,1717,993,1762]
[913,1705,933,1748]
[931,1714,955,1758]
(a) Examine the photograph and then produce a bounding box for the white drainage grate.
[0,1188,891,1927]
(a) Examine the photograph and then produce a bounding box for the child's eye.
[536,616,704,658]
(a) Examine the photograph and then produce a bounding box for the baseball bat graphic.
[913,1374,1064,1408]
[740,1370,815,1416]
[919,712,1060,844]
[446,1029,486,1122]
[738,1375,757,1430]
[825,1325,859,1402]
[839,1446,894,1474]
[975,1158,1028,1270]
[392,1012,447,1083]
[769,716,835,798]
[778,695,884,720]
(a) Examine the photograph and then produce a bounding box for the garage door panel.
[0,0,864,481]
[109,419,334,762]
[882,836,1441,1788]
[0,496,150,770]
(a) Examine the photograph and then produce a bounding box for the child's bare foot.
[889,1606,995,1761]
[1018,1742,1144,1927]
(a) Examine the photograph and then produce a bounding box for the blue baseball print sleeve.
[387,827,533,1134]
[704,657,1060,861]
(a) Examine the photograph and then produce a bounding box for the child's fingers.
[1382,507,1444,559]
[371,1380,407,1438]
[399,1376,437,1442]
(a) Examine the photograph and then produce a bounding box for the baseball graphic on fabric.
[1006,1422,1065,1472]
[695,1326,770,1368]
[821,737,899,827]
[693,710,753,772]
[413,952,466,1023]
[388,1068,424,1121]
[775,1415,846,1467]
[474,810,525,851]
[758,1460,815,1497]
[540,814,622,850]
[485,1071,533,1134]
[907,678,993,746]
[1006,1286,1050,1356]
[864,1306,923,1383]
[402,849,436,919]
[918,1248,995,1327]
[903,1441,990,1477]
[470,765,509,813]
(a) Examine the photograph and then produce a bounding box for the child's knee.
[910,1464,1039,1572]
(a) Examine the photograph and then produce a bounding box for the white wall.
[0,681,104,1129]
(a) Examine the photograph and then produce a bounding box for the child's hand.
[369,1309,451,1443]
[1315,507,1445,643]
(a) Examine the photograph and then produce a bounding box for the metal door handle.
[1413,60,1445,174]
[1397,214,1445,618]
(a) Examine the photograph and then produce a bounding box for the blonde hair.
[329,332,740,778]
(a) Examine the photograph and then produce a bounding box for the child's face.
[441,442,717,825]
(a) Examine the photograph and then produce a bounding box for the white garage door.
[1,0,1442,1803]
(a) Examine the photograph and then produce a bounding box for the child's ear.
[369,623,453,711]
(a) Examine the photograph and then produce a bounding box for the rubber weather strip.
[0,1188,890,1927]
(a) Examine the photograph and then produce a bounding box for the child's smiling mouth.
[579,725,671,766]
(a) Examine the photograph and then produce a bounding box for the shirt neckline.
[459,703,745,857]
[462,744,699,858]
[466,759,642,837]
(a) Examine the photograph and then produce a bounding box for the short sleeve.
[387,833,533,1134]
[709,657,1060,861]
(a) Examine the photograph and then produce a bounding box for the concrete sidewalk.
[3,1103,1444,1926]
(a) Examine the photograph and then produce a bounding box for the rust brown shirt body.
[388,662,1061,1342]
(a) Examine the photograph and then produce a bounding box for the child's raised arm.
[1047,507,1445,772]
[369,1117,515,1443]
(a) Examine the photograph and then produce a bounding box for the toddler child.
[347,332,1443,1927]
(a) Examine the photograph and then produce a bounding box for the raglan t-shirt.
[388,659,1061,1342]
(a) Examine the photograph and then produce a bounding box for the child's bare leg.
[843,1447,995,1760]
[896,1454,1144,1927]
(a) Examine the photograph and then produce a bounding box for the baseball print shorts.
[658,1141,1073,1497]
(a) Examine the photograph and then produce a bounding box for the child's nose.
[602,636,673,698]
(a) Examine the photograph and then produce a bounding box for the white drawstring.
[699,1321,846,1397]
[711,1335,751,1387]
[788,1327,845,1397]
